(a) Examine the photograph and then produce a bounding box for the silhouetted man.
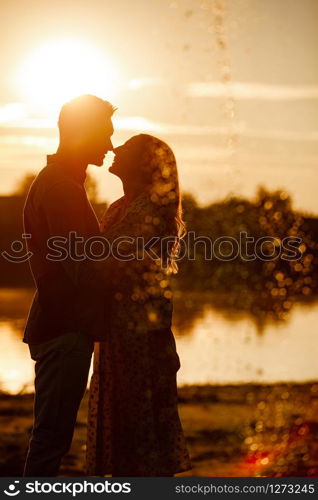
[23,94,115,476]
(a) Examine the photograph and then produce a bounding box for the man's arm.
[43,184,168,291]
[43,179,111,290]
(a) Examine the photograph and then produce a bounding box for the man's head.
[58,94,115,166]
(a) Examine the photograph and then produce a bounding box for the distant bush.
[175,188,318,326]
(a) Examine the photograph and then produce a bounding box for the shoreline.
[1,381,317,477]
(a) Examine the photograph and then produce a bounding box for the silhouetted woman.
[86,134,192,476]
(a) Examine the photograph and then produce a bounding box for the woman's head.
[110,134,186,272]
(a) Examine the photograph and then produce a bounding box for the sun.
[16,37,120,111]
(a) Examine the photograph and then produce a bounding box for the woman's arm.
[84,196,169,288]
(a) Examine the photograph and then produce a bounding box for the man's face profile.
[82,117,114,167]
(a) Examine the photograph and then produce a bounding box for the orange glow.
[15,37,121,111]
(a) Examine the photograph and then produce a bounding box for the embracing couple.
[22,94,192,477]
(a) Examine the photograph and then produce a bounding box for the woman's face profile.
[109,136,143,180]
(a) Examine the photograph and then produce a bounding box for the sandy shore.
[1,382,318,477]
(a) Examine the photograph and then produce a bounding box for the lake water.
[1,288,318,394]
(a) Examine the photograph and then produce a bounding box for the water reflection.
[175,303,318,385]
[1,288,318,394]
[0,322,33,393]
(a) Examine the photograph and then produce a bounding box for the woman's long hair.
[137,134,186,273]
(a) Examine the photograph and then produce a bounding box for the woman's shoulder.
[100,196,125,232]
[127,192,152,214]
[108,196,126,210]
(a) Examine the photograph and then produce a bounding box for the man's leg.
[23,331,93,477]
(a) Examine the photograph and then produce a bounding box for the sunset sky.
[1,0,317,212]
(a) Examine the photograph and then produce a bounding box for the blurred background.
[0,0,317,477]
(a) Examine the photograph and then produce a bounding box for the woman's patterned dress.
[85,193,192,476]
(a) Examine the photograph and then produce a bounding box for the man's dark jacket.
[23,154,110,344]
